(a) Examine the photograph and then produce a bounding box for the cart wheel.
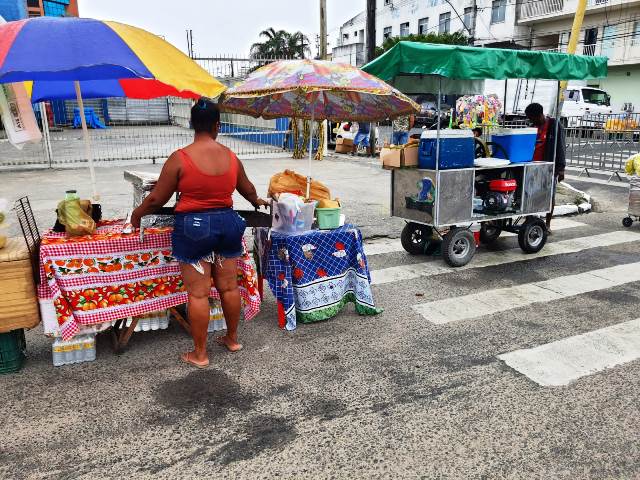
[480,222,502,244]
[401,222,433,255]
[442,227,476,267]
[518,218,547,253]
[622,216,634,228]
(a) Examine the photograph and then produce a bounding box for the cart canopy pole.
[306,98,316,199]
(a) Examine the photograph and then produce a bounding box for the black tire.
[401,222,432,255]
[480,222,502,244]
[518,218,548,253]
[442,227,476,267]
[623,217,634,228]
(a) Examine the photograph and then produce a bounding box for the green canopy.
[361,42,608,82]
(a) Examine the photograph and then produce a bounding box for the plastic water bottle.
[52,339,65,367]
[83,335,96,362]
[150,314,160,331]
[63,338,75,364]
[73,336,84,363]
[160,311,170,330]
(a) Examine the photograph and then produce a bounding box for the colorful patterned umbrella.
[221,60,418,197]
[0,17,225,101]
[221,59,419,122]
[0,17,225,199]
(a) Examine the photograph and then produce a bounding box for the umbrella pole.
[306,101,316,200]
[74,81,99,201]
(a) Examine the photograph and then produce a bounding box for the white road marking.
[412,261,640,325]
[363,218,586,257]
[498,318,640,386]
[371,230,640,285]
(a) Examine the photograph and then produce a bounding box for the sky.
[80,0,364,57]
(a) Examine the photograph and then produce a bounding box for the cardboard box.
[381,145,418,169]
[402,144,419,167]
[335,137,354,154]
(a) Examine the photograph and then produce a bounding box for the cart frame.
[362,42,608,266]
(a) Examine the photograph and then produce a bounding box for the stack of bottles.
[52,334,96,367]
[111,310,170,332]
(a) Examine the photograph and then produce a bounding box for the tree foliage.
[250,28,311,59]
[374,32,468,58]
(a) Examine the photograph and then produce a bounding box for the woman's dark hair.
[191,98,220,133]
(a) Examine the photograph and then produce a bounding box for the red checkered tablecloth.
[38,221,261,340]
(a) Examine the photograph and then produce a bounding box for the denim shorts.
[172,208,246,264]
[392,131,409,145]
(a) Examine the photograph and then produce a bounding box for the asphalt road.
[1,157,639,479]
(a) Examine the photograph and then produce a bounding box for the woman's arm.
[236,159,268,208]
[131,152,181,227]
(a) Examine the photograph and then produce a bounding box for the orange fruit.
[83,259,95,267]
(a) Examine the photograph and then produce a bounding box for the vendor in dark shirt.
[525,103,566,233]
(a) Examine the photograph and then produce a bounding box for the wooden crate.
[0,238,40,333]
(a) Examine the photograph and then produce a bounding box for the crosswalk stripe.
[371,230,640,286]
[363,218,586,257]
[498,318,640,386]
[412,261,640,325]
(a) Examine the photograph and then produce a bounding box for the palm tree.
[250,28,310,59]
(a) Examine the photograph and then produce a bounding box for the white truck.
[484,79,614,126]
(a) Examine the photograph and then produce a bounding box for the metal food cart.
[362,43,608,267]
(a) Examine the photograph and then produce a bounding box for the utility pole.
[320,0,327,59]
[366,0,376,62]
[366,0,377,155]
[470,0,477,46]
[558,0,587,115]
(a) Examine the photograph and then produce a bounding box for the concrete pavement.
[0,156,639,479]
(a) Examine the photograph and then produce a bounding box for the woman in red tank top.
[131,99,267,368]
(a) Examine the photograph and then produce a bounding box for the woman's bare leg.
[213,257,242,352]
[180,262,212,366]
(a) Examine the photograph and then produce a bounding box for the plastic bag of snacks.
[0,198,7,249]
[625,154,640,177]
[57,192,96,237]
[268,169,331,201]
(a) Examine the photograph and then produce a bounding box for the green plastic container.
[316,207,341,230]
[0,329,26,374]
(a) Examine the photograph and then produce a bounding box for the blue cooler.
[491,128,538,163]
[418,130,475,170]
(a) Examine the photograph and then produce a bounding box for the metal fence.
[565,113,640,174]
[0,55,296,169]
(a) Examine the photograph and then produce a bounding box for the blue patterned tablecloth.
[256,225,381,330]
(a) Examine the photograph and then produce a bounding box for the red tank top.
[174,148,238,213]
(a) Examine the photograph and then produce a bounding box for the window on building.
[383,26,392,39]
[583,27,598,55]
[491,0,506,24]
[464,7,473,31]
[400,22,410,37]
[428,0,441,6]
[418,17,429,35]
[384,0,392,5]
[343,33,349,43]
[439,12,451,34]
[43,0,70,17]
[27,0,40,7]
[633,21,640,46]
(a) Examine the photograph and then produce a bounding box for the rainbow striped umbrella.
[0,16,225,100]
[0,17,225,198]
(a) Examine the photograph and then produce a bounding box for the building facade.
[331,0,530,66]
[518,0,640,112]
[0,0,78,20]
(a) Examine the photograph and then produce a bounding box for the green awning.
[361,42,608,81]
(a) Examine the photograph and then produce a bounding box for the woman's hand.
[254,198,270,209]
[130,210,141,229]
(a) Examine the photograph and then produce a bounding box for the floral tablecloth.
[38,220,260,340]
[256,225,381,330]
